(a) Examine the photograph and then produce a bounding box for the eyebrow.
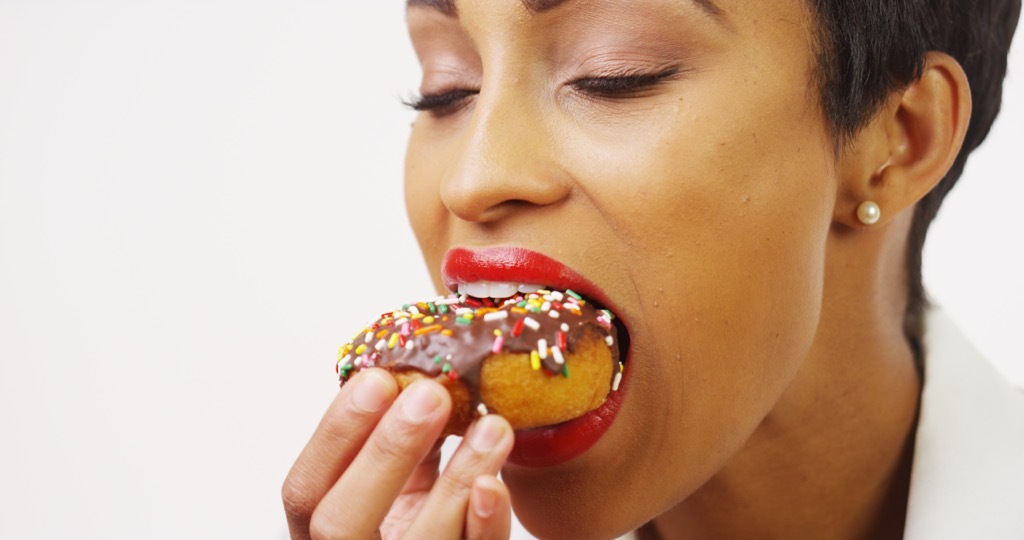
[407,0,725,19]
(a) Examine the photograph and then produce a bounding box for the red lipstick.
[442,247,631,468]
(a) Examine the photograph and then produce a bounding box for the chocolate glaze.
[336,290,620,411]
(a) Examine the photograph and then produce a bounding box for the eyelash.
[404,67,680,117]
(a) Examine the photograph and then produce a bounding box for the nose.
[440,83,571,223]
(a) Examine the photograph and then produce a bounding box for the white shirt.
[903,309,1024,538]
[618,310,1024,539]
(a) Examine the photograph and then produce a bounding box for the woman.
[284,0,1023,538]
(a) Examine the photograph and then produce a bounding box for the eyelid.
[403,88,478,116]
[569,66,683,96]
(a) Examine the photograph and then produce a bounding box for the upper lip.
[441,246,622,321]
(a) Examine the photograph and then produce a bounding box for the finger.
[308,379,451,540]
[466,476,512,540]
[282,369,397,539]
[405,414,514,537]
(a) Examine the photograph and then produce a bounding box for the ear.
[834,52,972,229]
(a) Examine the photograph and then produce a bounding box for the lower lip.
[507,357,630,468]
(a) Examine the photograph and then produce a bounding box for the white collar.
[903,309,1024,538]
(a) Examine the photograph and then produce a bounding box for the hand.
[282,368,515,539]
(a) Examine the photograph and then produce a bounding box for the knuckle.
[436,462,478,500]
[281,475,318,521]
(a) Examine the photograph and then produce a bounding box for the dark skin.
[283,1,972,538]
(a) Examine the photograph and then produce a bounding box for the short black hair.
[808,0,1021,361]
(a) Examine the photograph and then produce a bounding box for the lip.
[442,246,631,468]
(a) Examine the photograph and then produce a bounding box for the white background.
[0,2,1020,538]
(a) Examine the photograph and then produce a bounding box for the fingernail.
[400,383,442,423]
[351,371,392,413]
[472,482,498,518]
[469,416,506,453]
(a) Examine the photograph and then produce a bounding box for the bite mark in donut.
[336,289,624,436]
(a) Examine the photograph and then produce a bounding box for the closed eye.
[403,88,478,117]
[571,67,681,99]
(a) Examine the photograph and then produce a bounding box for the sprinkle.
[562,365,569,378]
[531,351,541,370]
[602,309,616,321]
[560,323,570,332]
[423,316,435,324]
[442,363,451,374]
[557,331,567,350]
[523,317,540,331]
[428,303,437,313]
[550,291,564,301]
[376,329,389,339]
[456,317,472,325]
[375,338,387,351]
[437,297,460,305]
[566,289,583,301]
[399,335,407,347]
[537,289,551,295]
[492,336,505,354]
[511,307,528,315]
[455,308,473,316]
[355,344,367,355]
[538,339,548,359]
[612,371,623,392]
[338,354,352,366]
[493,329,502,336]
[438,304,449,315]
[388,333,399,349]
[447,370,459,381]
[364,331,373,344]
[596,315,611,329]
[512,319,525,337]
[400,323,411,337]
[409,306,420,316]
[548,310,560,319]
[551,346,565,365]
[405,340,416,350]
[483,311,509,322]
[441,329,454,337]
[434,355,443,364]
[414,324,443,336]
[541,301,552,312]
[606,335,615,346]
[477,403,489,416]
[465,298,483,308]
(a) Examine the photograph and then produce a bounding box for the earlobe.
[835,52,972,229]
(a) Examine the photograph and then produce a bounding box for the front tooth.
[464,282,491,298]
[458,283,468,296]
[488,282,519,298]
[518,283,543,293]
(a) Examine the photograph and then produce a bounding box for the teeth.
[457,281,545,299]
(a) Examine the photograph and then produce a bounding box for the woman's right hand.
[281,368,515,540]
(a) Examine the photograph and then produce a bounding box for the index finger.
[282,369,398,537]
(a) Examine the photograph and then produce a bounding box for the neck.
[653,212,922,539]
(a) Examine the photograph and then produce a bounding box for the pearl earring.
[857,201,881,225]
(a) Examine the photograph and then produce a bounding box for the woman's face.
[405,0,838,536]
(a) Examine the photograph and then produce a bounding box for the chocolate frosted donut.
[336,289,623,435]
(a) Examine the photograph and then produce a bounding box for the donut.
[335,289,623,436]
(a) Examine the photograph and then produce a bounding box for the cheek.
[560,69,838,495]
